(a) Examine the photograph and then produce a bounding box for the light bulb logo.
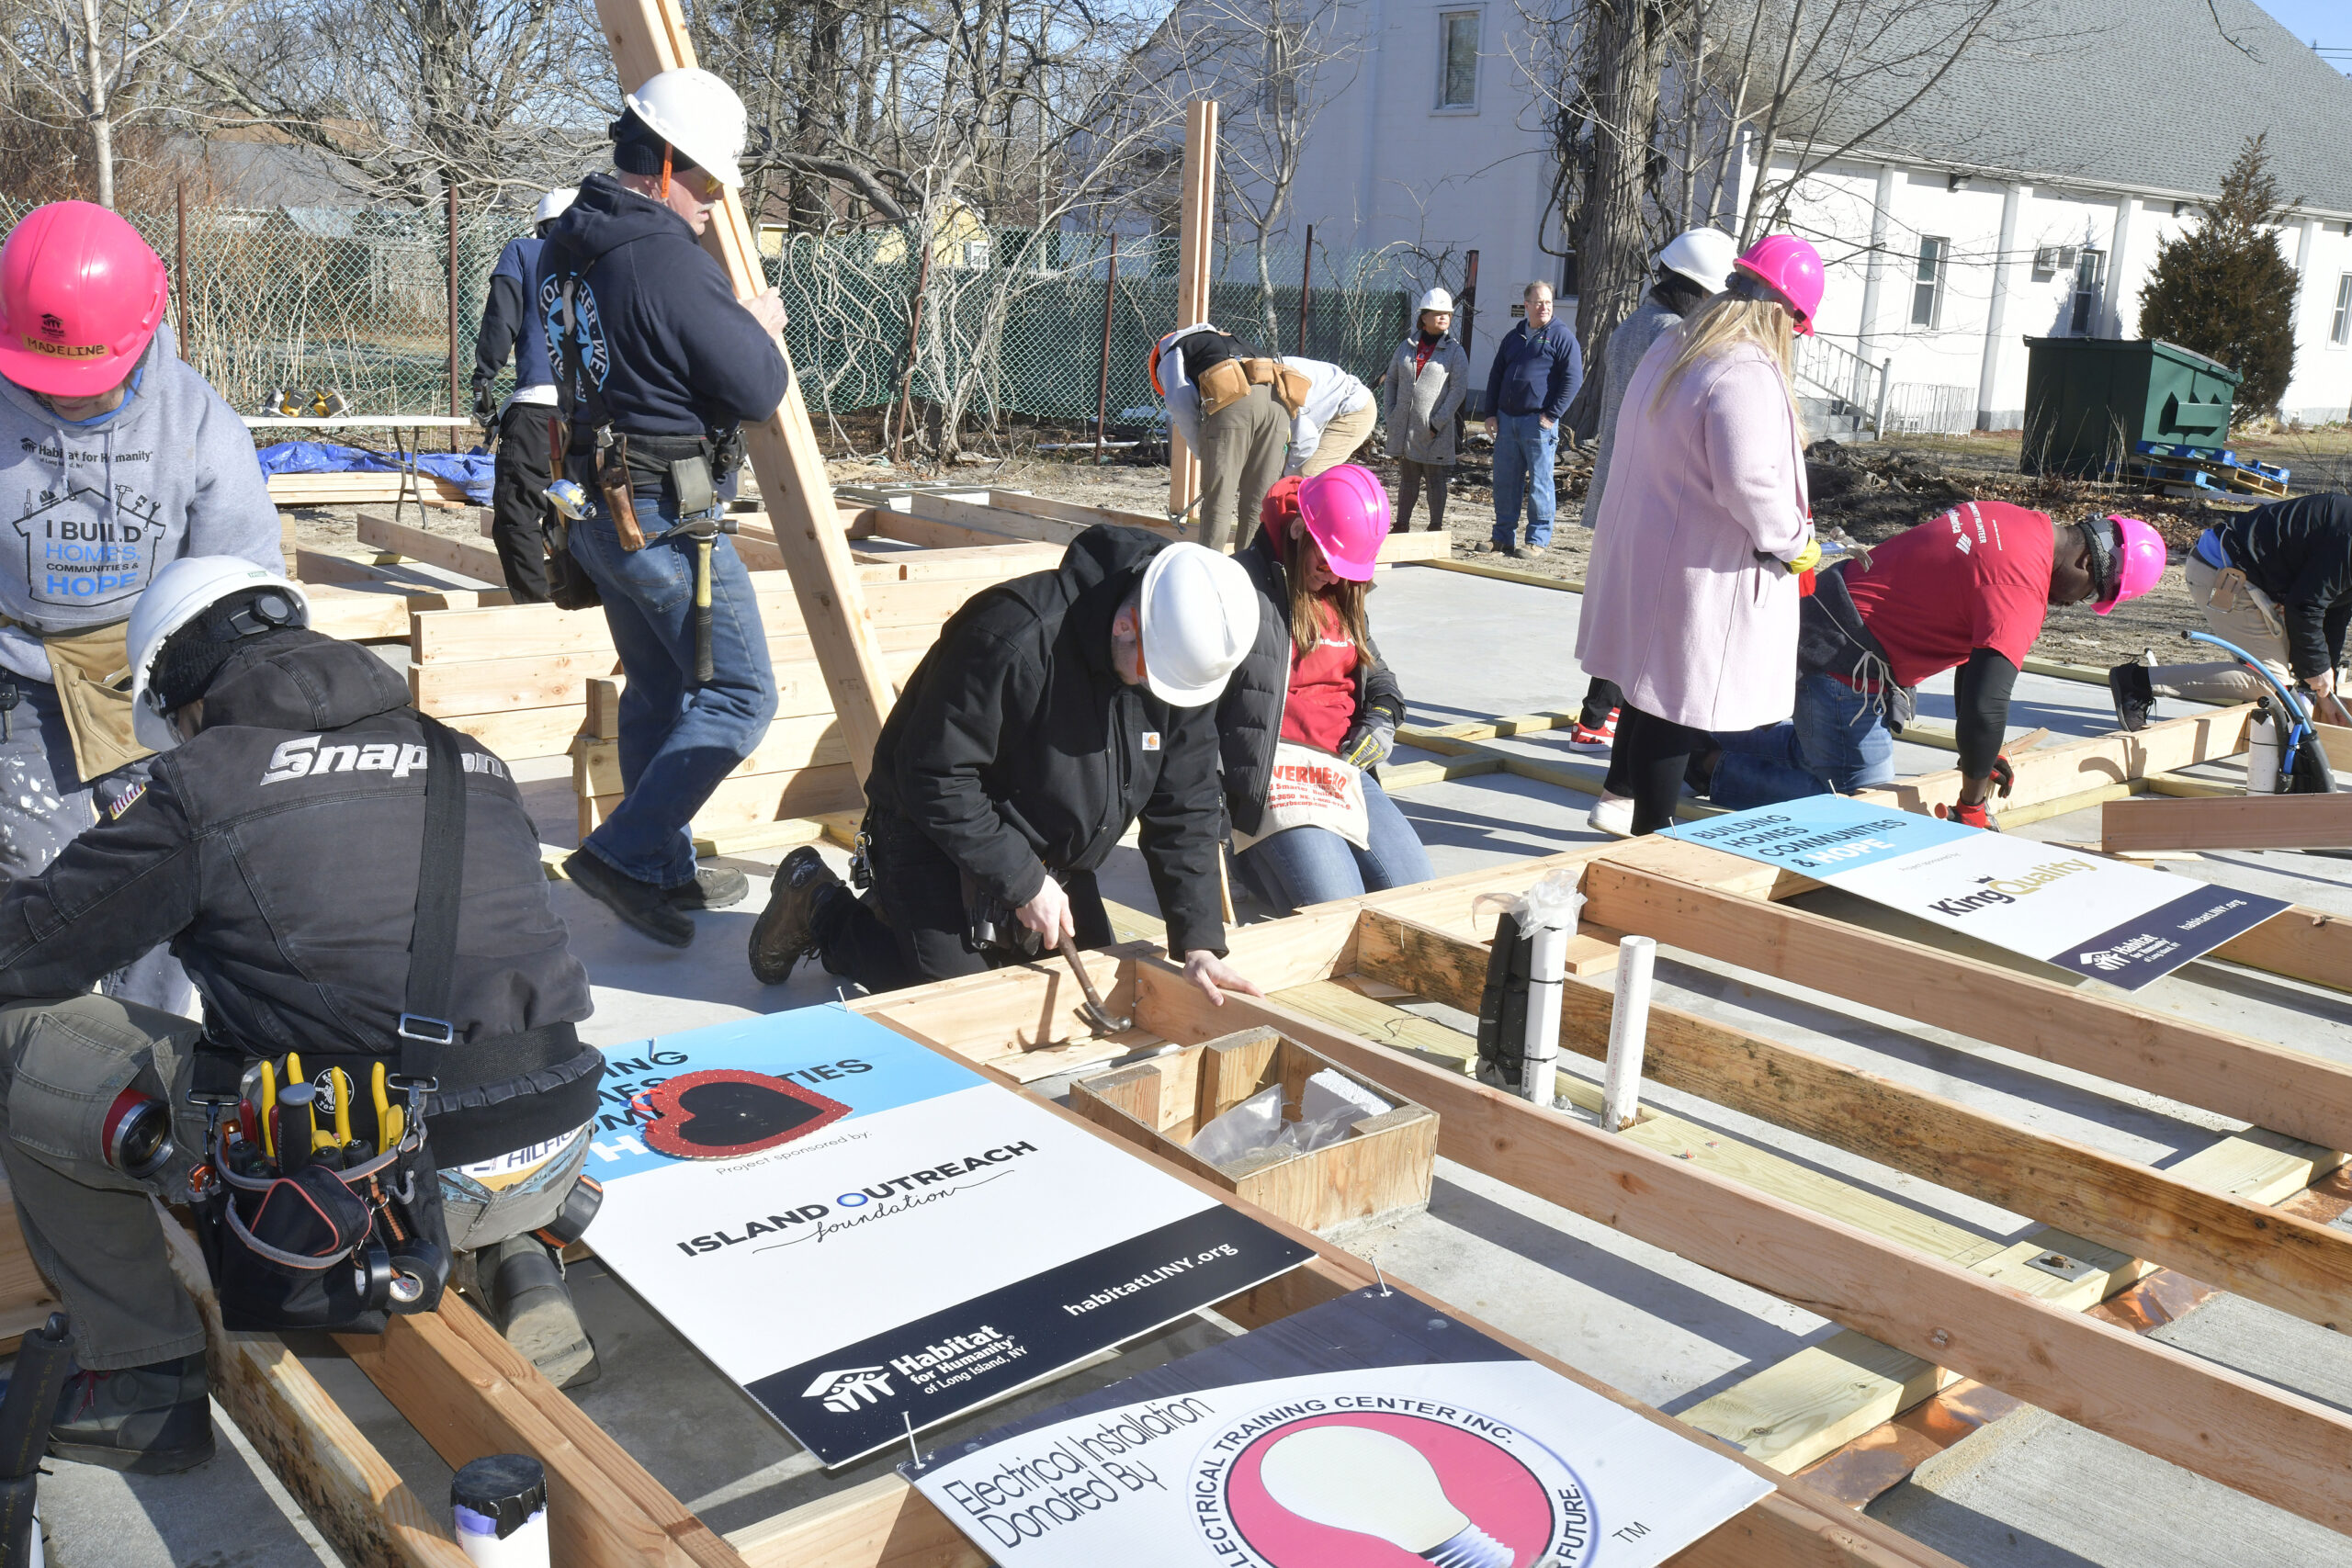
[1256,1424,1517,1568]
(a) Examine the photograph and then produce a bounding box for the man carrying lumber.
[2109,491,2352,732]
[541,67,794,946]
[469,186,577,604]
[0,200,282,1014]
[1693,505,2162,826]
[0,558,606,1472]
[748,529,1267,1002]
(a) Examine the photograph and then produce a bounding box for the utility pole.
[1094,232,1118,462]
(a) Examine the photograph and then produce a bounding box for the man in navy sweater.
[471,186,575,602]
[538,68,791,947]
[1480,280,1583,558]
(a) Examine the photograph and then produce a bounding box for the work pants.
[490,403,556,604]
[1236,777,1431,917]
[1396,460,1451,532]
[0,679,193,1017]
[1300,403,1377,479]
[1490,412,1558,549]
[1577,677,1623,730]
[1708,673,1898,809]
[1200,384,1289,554]
[1611,705,1712,836]
[2145,554,2301,704]
[812,809,1114,995]
[566,464,779,889]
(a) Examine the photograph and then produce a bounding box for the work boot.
[49,1353,214,1473]
[565,851,694,947]
[485,1235,599,1389]
[669,864,750,910]
[2109,660,2156,733]
[749,847,842,986]
[1510,544,1544,560]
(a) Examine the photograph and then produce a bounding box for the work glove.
[470,379,497,428]
[1778,537,1824,577]
[1988,753,2015,798]
[1339,717,1397,770]
[1935,799,1999,831]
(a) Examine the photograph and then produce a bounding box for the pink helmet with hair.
[2093,514,2165,615]
[1295,464,1388,582]
[1733,234,1825,337]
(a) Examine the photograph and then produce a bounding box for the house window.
[2334,275,2352,346]
[2067,248,2106,336]
[1910,236,1949,328]
[1438,11,1480,108]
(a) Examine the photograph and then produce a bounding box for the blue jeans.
[566,478,778,886]
[1709,672,1897,809]
[1237,776,1433,916]
[1490,412,1558,547]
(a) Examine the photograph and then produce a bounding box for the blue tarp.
[256,440,495,507]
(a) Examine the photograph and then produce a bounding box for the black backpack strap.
[397,714,469,1085]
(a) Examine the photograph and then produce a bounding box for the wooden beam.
[2101,791,2352,852]
[1167,100,1216,525]
[1353,904,2352,1334]
[354,513,503,587]
[593,0,896,782]
[1856,705,2251,815]
[1133,966,2352,1538]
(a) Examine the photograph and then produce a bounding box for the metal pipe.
[1603,935,1657,1131]
[447,184,460,448]
[1094,231,1118,462]
[1521,924,1566,1110]
[1296,223,1314,355]
[174,180,187,311]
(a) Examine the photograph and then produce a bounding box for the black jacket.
[2214,492,2352,680]
[538,173,787,443]
[865,527,1227,956]
[0,634,597,1163]
[1218,526,1406,837]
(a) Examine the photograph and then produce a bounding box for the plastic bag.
[1188,1084,1285,1166]
[1281,1070,1392,1156]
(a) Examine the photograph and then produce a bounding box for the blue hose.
[2183,629,2315,787]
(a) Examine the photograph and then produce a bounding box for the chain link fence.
[7,195,1426,454]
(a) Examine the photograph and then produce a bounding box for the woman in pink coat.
[1576,236,1823,835]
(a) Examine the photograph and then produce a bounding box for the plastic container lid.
[451,1454,548,1540]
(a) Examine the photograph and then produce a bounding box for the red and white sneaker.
[1566,709,1619,751]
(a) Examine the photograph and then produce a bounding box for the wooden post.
[594,0,897,781]
[1093,231,1117,462]
[1166,100,1217,525]
[447,185,460,447]
[1295,222,1313,355]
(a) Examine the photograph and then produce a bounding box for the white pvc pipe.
[1604,936,1657,1132]
[1522,924,1566,1110]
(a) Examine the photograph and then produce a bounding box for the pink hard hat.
[2093,514,2165,615]
[1733,234,1825,337]
[1295,464,1387,581]
[0,202,168,398]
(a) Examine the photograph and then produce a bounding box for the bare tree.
[0,0,244,207]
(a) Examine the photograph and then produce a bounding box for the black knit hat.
[150,587,304,715]
[609,108,698,179]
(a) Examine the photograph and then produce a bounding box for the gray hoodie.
[0,323,278,682]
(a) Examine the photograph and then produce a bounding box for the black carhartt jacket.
[2213,492,2352,680]
[0,632,597,1162]
[865,526,1228,956]
[1217,525,1406,837]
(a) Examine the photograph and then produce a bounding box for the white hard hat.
[1137,543,1260,708]
[535,187,579,226]
[1657,228,1737,294]
[1416,288,1454,314]
[623,68,748,188]
[128,558,311,751]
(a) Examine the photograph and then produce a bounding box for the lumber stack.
[269,471,473,509]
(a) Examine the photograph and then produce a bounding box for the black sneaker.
[50,1353,214,1473]
[565,852,695,947]
[485,1235,598,1389]
[669,864,750,910]
[749,846,842,985]
[2109,660,2156,733]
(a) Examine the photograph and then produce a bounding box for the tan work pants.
[1199,382,1289,554]
[2145,554,2298,704]
[1299,401,1378,479]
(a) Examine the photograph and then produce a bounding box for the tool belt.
[1196,357,1310,421]
[0,615,148,783]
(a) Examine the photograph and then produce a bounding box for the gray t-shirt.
[1585,296,1686,527]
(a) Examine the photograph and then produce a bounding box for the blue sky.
[2252,0,2349,68]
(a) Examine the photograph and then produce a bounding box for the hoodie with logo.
[0,323,279,683]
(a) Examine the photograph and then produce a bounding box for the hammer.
[1057,933,1132,1036]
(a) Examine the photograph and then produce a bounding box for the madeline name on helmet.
[18,335,104,359]
[259,734,510,787]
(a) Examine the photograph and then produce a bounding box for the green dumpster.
[2019,337,2240,478]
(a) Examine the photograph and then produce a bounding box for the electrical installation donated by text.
[1064,1243,1243,1318]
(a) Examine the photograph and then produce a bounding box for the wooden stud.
[1167,101,1217,525]
[355,513,504,587]
[2101,791,2352,852]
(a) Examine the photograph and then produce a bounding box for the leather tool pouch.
[1269,364,1312,418]
[1196,357,1251,419]
[670,453,718,518]
[596,434,646,552]
[543,416,603,612]
[39,619,147,783]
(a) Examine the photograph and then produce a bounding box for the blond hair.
[1649,291,1806,444]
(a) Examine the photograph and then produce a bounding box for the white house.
[1253,0,2352,427]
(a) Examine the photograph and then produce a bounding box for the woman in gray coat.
[1382,288,1470,532]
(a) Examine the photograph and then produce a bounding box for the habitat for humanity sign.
[1663,795,2287,989]
[908,1286,1773,1567]
[584,1005,1313,1466]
